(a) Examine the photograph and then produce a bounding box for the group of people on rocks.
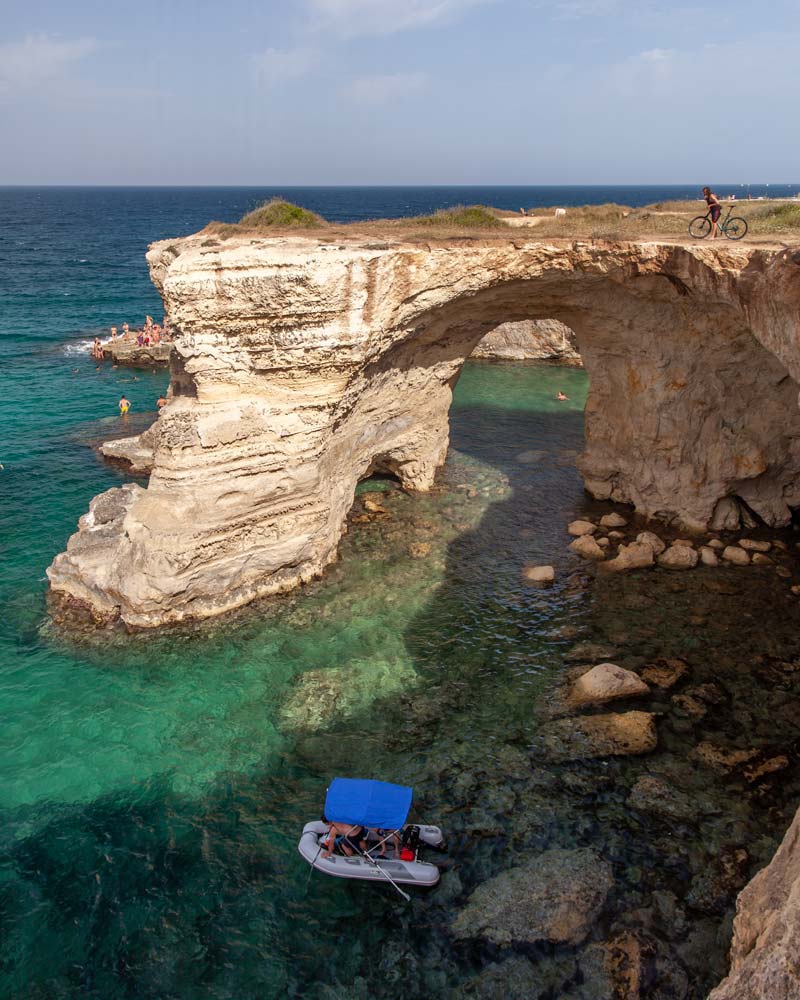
[91,316,172,360]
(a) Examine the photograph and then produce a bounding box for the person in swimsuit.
[321,821,367,858]
[702,186,722,239]
[157,395,167,408]
[119,395,131,416]
[556,391,569,401]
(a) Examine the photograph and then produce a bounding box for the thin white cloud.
[0,35,97,94]
[252,47,318,87]
[344,71,429,103]
[639,47,676,62]
[308,0,490,37]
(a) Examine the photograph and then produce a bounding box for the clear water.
[2,189,800,999]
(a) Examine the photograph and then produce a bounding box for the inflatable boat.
[299,778,445,895]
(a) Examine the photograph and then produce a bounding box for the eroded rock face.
[471,318,580,362]
[48,237,800,626]
[709,804,800,999]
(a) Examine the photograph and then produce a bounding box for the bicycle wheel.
[724,217,748,240]
[689,216,711,239]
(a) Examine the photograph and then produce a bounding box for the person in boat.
[321,818,367,858]
[556,390,569,400]
[119,395,131,416]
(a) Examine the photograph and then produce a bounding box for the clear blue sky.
[1,0,798,185]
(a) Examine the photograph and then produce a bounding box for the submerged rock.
[642,658,689,689]
[451,848,613,946]
[637,530,666,555]
[569,662,650,708]
[540,711,658,761]
[570,535,606,561]
[568,519,597,536]
[658,546,699,570]
[522,564,555,585]
[722,545,750,566]
[601,541,654,573]
[564,641,620,663]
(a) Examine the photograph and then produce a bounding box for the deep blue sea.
[2,186,800,999]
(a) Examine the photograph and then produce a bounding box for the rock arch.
[48,238,800,626]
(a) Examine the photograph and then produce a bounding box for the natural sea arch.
[48,237,800,626]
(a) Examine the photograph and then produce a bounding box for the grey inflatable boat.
[299,820,445,887]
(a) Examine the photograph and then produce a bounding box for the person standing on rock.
[702,186,722,239]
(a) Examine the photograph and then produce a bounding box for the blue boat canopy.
[325,778,412,830]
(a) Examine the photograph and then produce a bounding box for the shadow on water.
[4,370,800,999]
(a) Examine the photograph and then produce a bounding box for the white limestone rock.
[600,541,654,573]
[738,538,771,552]
[570,535,606,561]
[636,531,666,555]
[600,512,628,528]
[699,545,720,567]
[523,564,555,585]
[568,519,597,537]
[722,545,750,566]
[658,545,699,570]
[569,663,650,707]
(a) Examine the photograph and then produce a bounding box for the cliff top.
[196,197,800,250]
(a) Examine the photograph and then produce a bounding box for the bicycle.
[688,203,748,240]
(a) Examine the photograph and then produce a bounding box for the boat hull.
[299,821,443,887]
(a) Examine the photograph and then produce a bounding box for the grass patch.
[752,202,800,232]
[239,198,325,229]
[403,204,505,229]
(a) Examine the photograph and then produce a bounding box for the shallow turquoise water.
[3,189,800,999]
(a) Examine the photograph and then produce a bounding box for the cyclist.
[702,186,722,239]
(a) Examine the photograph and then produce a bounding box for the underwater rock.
[570,534,606,560]
[658,546,699,570]
[722,545,750,566]
[627,775,697,822]
[452,956,540,1000]
[709,804,800,999]
[637,531,666,555]
[540,711,658,761]
[692,741,760,774]
[641,658,689,689]
[568,519,597,537]
[522,564,555,585]
[699,545,720,566]
[738,538,771,552]
[751,552,772,565]
[687,847,750,915]
[601,541,654,573]
[569,663,650,708]
[451,848,613,946]
[564,641,620,663]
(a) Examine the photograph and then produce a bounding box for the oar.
[354,840,411,903]
[304,840,325,894]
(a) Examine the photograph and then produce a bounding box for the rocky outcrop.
[102,340,172,367]
[709,804,800,999]
[471,318,580,362]
[48,237,800,626]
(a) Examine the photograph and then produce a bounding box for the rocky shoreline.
[101,339,172,367]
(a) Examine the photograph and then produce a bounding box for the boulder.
[671,538,695,548]
[722,545,750,566]
[569,662,650,708]
[636,531,666,555]
[707,538,725,549]
[596,536,610,548]
[641,658,689,689]
[608,530,625,540]
[699,545,719,566]
[738,538,771,552]
[776,566,792,579]
[600,512,628,528]
[451,848,613,947]
[568,519,597,536]
[752,552,772,565]
[523,564,555,585]
[658,545,699,570]
[540,711,658,761]
[600,541,654,573]
[570,535,606,561]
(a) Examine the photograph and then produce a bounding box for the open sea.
[1,186,800,998]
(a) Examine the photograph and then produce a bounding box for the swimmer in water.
[556,391,569,401]
[119,395,131,416]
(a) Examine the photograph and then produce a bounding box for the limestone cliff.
[471,318,580,362]
[709,803,800,999]
[47,236,800,627]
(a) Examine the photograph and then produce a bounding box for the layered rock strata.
[471,318,580,362]
[48,237,800,626]
[102,340,172,367]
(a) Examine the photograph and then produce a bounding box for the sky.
[1,0,798,185]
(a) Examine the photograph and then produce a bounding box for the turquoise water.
[3,189,800,998]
